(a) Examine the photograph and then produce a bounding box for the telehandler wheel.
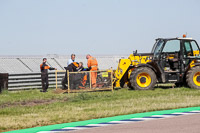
[186,66,200,89]
[130,67,156,90]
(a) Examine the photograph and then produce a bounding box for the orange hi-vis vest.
[40,63,54,74]
[87,56,98,69]
[72,62,79,68]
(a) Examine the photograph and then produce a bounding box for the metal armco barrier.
[8,72,65,90]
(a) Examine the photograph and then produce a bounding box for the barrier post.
[55,70,58,89]
[111,68,114,92]
[89,71,92,89]
[67,70,70,93]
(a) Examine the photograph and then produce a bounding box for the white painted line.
[108,121,131,123]
[84,124,102,127]
[151,115,174,118]
[189,110,200,113]
[63,127,87,130]
[81,124,110,127]
[130,118,156,121]
[171,112,194,115]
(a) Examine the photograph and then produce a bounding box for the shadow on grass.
[125,83,177,90]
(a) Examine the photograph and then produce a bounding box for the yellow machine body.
[113,37,200,90]
[114,54,151,87]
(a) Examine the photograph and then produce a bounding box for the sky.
[0,0,200,55]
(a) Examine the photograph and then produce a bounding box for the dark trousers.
[62,66,73,89]
[62,73,68,89]
[41,73,49,91]
[62,72,78,89]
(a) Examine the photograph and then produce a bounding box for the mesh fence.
[56,70,113,93]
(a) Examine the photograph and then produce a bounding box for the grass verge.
[1,87,200,132]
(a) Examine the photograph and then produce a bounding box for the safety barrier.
[8,72,65,90]
[55,70,113,93]
[7,70,114,91]
[0,55,128,91]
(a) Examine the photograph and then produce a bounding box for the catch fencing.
[55,70,113,93]
[8,70,114,92]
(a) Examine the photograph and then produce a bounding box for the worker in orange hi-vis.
[40,58,57,92]
[86,54,98,88]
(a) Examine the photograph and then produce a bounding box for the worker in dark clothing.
[62,62,79,89]
[40,58,57,92]
[73,62,88,89]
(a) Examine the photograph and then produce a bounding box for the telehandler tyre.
[130,67,157,90]
[186,66,200,89]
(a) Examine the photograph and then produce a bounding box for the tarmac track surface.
[65,114,200,133]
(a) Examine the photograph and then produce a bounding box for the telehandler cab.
[114,35,200,90]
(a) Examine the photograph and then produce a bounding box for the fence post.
[67,70,70,93]
[111,68,114,92]
[89,71,91,89]
[55,70,58,89]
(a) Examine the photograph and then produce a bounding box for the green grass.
[1,87,200,132]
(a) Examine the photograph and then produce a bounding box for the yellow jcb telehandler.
[113,35,200,90]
